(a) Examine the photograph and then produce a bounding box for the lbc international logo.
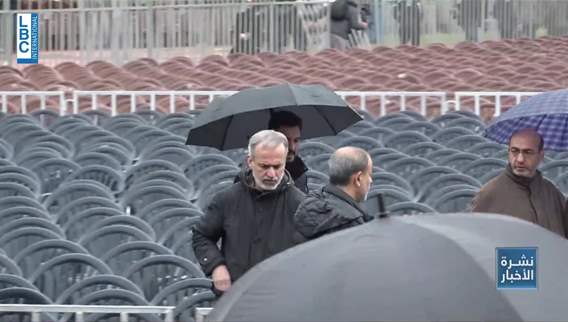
[16,13,39,64]
[496,247,537,289]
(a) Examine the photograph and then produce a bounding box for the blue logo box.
[16,13,39,64]
[496,247,537,289]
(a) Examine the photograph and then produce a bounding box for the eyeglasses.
[509,147,538,158]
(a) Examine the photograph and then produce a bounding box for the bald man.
[294,146,374,240]
[471,128,568,238]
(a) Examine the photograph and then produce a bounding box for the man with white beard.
[192,130,305,295]
[294,147,374,240]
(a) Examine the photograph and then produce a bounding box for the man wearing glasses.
[470,128,567,238]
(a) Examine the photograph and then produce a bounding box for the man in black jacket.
[192,130,305,294]
[294,146,374,240]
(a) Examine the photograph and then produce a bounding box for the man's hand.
[212,265,232,292]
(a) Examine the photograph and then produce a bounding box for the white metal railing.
[0,90,544,117]
[0,304,175,322]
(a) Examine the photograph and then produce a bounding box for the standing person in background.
[330,0,368,49]
[453,0,486,42]
[470,128,567,238]
[393,0,422,46]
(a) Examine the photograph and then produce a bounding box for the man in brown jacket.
[470,128,568,238]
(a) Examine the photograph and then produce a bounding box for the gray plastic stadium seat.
[100,241,171,276]
[408,166,458,194]
[138,199,200,222]
[124,255,205,301]
[359,127,395,143]
[466,142,507,158]
[197,169,239,194]
[0,227,62,258]
[400,110,427,122]
[14,147,63,162]
[424,148,460,164]
[0,159,13,166]
[298,141,335,160]
[49,116,90,133]
[13,239,88,278]
[374,113,412,125]
[305,153,331,174]
[130,129,174,155]
[63,208,125,241]
[450,110,482,120]
[0,288,57,322]
[80,135,136,158]
[124,160,183,189]
[90,216,156,241]
[345,120,376,134]
[553,151,568,160]
[369,147,401,162]
[0,182,37,200]
[383,157,435,179]
[87,145,133,168]
[182,154,236,179]
[445,135,488,150]
[305,170,329,186]
[74,289,162,322]
[132,170,195,198]
[79,225,154,257]
[430,113,465,128]
[29,253,113,303]
[432,188,478,213]
[135,110,164,124]
[105,120,147,138]
[196,182,233,210]
[363,188,411,215]
[374,153,408,170]
[0,273,38,290]
[462,158,507,178]
[0,207,50,227]
[141,146,194,166]
[0,254,23,276]
[0,218,64,239]
[0,165,40,182]
[0,196,46,213]
[155,113,193,128]
[170,232,198,263]
[419,174,482,203]
[388,201,437,215]
[0,173,40,197]
[165,122,194,138]
[55,196,121,226]
[80,110,112,126]
[371,172,413,195]
[31,158,80,195]
[121,185,188,215]
[158,217,202,248]
[74,152,122,170]
[431,127,474,145]
[402,142,444,158]
[0,139,13,160]
[190,164,239,192]
[554,172,568,195]
[338,136,383,150]
[173,292,217,322]
[438,152,481,171]
[55,274,144,305]
[150,277,212,306]
[147,208,203,237]
[384,131,431,150]
[540,160,568,180]
[18,150,62,169]
[43,180,114,213]
[446,117,486,134]
[479,169,503,184]
[128,179,188,199]
[63,165,124,194]
[23,136,74,158]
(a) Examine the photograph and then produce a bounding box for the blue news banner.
[16,13,39,64]
[496,247,537,289]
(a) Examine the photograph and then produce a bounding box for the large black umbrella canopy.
[207,213,568,322]
[185,84,362,150]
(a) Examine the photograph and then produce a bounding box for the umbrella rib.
[316,106,339,135]
[220,115,234,150]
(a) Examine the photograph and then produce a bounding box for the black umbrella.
[207,213,568,322]
[185,84,362,150]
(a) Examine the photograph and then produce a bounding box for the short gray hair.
[248,130,288,158]
[328,147,370,186]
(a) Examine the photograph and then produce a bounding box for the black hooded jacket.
[294,184,373,240]
[192,168,305,282]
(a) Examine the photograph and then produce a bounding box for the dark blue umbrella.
[484,90,568,151]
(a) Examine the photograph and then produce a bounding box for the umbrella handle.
[377,193,389,218]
